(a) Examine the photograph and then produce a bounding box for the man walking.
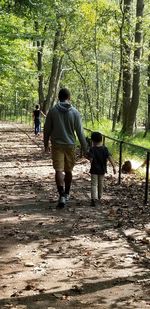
[44,88,87,208]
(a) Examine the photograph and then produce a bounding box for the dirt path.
[0,122,150,309]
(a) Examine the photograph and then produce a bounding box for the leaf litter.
[0,122,150,308]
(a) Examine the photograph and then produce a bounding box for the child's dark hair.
[91,132,102,143]
[36,104,39,109]
[58,88,70,101]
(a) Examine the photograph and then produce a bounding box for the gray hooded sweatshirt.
[44,101,87,152]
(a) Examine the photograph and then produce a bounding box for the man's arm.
[43,109,52,150]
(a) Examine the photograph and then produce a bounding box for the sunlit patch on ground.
[131,159,142,170]
[0,122,150,309]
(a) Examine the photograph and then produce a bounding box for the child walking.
[33,105,45,136]
[88,132,116,206]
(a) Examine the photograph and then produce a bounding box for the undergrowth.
[84,119,150,176]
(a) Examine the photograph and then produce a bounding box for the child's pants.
[91,174,104,200]
[34,119,41,135]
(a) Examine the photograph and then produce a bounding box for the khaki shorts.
[51,144,75,172]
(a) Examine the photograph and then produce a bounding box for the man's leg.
[55,171,65,196]
[64,146,75,199]
[55,171,66,208]
[64,171,72,196]
[51,144,66,208]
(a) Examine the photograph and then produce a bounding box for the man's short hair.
[58,88,70,101]
[36,104,39,109]
[91,132,102,143]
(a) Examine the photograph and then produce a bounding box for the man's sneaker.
[56,195,66,209]
[65,194,70,202]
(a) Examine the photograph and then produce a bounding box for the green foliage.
[84,119,150,172]
[0,0,149,130]
[84,118,114,135]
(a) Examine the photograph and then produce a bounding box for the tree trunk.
[144,42,150,137]
[94,2,100,121]
[112,1,124,132]
[126,0,144,135]
[35,21,46,112]
[121,0,132,133]
[109,52,114,120]
[44,26,63,110]
[112,65,122,131]
[147,45,150,130]
[37,41,45,111]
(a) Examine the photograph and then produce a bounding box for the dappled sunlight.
[130,159,142,170]
[0,123,150,308]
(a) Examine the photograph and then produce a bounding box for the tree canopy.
[0,0,150,134]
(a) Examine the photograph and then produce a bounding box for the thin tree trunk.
[126,0,144,135]
[112,1,124,132]
[147,44,150,130]
[109,52,114,120]
[94,1,100,120]
[112,65,122,131]
[35,22,46,112]
[101,81,105,117]
[37,42,45,110]
[121,0,132,133]
[144,42,150,137]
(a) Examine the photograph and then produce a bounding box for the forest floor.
[0,121,150,309]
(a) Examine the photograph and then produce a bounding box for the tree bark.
[109,52,114,120]
[144,42,150,137]
[37,42,45,110]
[94,1,100,121]
[147,44,150,130]
[35,21,46,112]
[126,0,144,135]
[112,64,122,131]
[121,0,132,133]
[44,26,63,110]
[112,1,124,132]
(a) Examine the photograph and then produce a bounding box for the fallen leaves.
[0,123,150,309]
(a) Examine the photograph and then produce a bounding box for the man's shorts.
[51,144,75,172]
